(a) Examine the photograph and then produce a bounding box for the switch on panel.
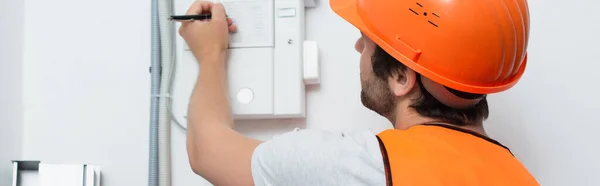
[277,8,296,17]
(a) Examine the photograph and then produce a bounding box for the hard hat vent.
[428,20,438,27]
[409,2,440,28]
[409,8,419,15]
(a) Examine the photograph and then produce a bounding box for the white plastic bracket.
[303,40,320,85]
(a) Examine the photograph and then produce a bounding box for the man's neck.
[392,110,488,136]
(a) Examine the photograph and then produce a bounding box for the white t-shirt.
[250,128,387,186]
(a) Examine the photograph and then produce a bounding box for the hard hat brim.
[329,0,528,94]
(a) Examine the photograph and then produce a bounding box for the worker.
[178,0,538,185]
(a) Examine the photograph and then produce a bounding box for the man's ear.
[388,69,417,97]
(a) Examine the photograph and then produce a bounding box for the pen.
[170,0,228,21]
[169,14,213,21]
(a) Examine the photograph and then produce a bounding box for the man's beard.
[360,77,396,119]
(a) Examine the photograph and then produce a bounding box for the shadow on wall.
[485,93,539,170]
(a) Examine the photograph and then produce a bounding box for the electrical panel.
[172,0,319,124]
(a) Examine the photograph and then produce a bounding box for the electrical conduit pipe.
[158,0,174,184]
[149,0,160,184]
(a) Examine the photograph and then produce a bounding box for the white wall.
[17,0,600,186]
[21,0,150,185]
[0,0,24,185]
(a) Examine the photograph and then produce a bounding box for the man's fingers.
[200,2,213,13]
[229,25,237,33]
[211,3,227,20]
[186,0,214,15]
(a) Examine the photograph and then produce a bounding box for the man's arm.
[178,1,262,185]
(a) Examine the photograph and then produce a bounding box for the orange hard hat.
[331,0,530,94]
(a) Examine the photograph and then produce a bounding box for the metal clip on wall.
[12,160,101,186]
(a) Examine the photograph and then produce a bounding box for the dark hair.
[371,46,489,126]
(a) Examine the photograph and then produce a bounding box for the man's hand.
[178,0,237,63]
[179,1,262,186]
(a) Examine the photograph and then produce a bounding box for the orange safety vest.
[376,124,539,186]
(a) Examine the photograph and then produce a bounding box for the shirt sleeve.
[250,128,386,186]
